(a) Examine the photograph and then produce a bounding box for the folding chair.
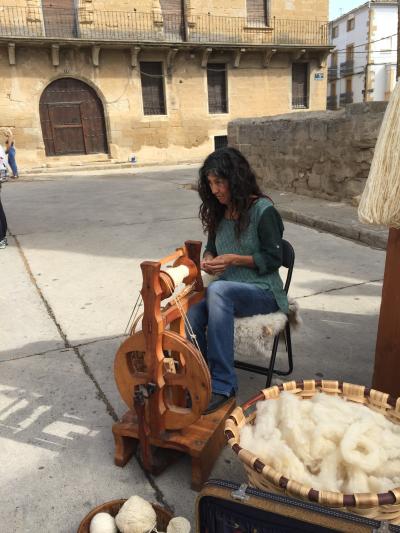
[234,239,295,388]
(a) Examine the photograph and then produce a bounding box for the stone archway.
[39,78,108,156]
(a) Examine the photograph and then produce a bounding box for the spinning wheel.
[114,330,211,430]
[112,241,235,490]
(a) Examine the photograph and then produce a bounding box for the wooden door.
[49,103,85,154]
[42,0,77,38]
[39,78,108,156]
[159,0,184,40]
[292,63,309,109]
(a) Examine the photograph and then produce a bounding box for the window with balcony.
[246,0,269,26]
[207,64,228,114]
[327,81,338,110]
[347,17,355,32]
[140,62,166,115]
[292,63,309,109]
[346,44,354,62]
[159,0,184,40]
[42,0,77,38]
[328,51,338,80]
[340,45,354,76]
[340,78,353,105]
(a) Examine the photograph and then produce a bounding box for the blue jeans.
[187,280,279,396]
[7,146,18,177]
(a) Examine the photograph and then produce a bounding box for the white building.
[327,0,398,109]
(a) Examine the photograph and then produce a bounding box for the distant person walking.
[5,138,18,179]
[0,144,8,249]
[0,131,10,249]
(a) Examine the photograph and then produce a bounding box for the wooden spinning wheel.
[114,330,211,429]
[112,241,235,490]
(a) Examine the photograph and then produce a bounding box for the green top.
[205,197,289,313]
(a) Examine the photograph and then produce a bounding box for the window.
[214,135,228,150]
[347,17,355,31]
[140,62,166,115]
[292,63,309,109]
[246,0,269,25]
[346,78,353,94]
[331,51,338,68]
[346,44,354,62]
[331,25,339,39]
[207,63,228,114]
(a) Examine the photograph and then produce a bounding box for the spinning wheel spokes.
[114,330,211,430]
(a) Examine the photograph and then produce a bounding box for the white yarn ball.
[90,512,117,533]
[115,496,157,533]
[167,516,191,533]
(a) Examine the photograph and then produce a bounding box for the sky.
[329,0,366,20]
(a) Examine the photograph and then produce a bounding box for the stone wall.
[228,102,387,202]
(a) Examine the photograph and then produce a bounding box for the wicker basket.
[225,379,400,524]
[77,499,173,532]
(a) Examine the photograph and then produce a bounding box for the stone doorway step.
[22,154,132,178]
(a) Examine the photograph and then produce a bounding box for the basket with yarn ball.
[225,380,400,524]
[77,495,190,533]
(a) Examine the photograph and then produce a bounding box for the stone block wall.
[228,102,387,202]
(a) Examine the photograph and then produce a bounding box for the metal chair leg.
[266,333,280,388]
[285,322,294,375]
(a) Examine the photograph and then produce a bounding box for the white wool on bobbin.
[162,265,190,286]
[358,80,400,228]
[115,496,157,533]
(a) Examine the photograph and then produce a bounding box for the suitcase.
[196,480,400,533]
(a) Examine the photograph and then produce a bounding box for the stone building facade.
[0,0,330,169]
[327,1,398,110]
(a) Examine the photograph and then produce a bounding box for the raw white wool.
[240,392,400,493]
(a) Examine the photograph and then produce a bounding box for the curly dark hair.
[198,147,265,238]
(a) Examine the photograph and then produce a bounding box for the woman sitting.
[188,147,288,414]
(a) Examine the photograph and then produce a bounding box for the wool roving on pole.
[358,80,400,228]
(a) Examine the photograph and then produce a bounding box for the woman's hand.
[201,252,217,274]
[202,254,238,274]
[200,259,216,275]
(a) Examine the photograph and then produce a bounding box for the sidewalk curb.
[279,207,387,250]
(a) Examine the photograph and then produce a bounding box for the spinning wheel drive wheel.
[114,330,211,430]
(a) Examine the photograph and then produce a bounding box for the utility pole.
[371,0,400,397]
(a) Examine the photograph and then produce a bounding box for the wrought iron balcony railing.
[327,95,338,110]
[328,66,338,80]
[0,6,329,47]
[340,60,354,77]
[340,91,353,105]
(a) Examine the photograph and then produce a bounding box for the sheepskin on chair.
[201,273,301,361]
[234,298,301,360]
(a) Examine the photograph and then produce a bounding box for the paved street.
[0,166,385,532]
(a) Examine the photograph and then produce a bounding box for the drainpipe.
[364,3,373,101]
[397,0,400,78]
[182,0,188,42]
